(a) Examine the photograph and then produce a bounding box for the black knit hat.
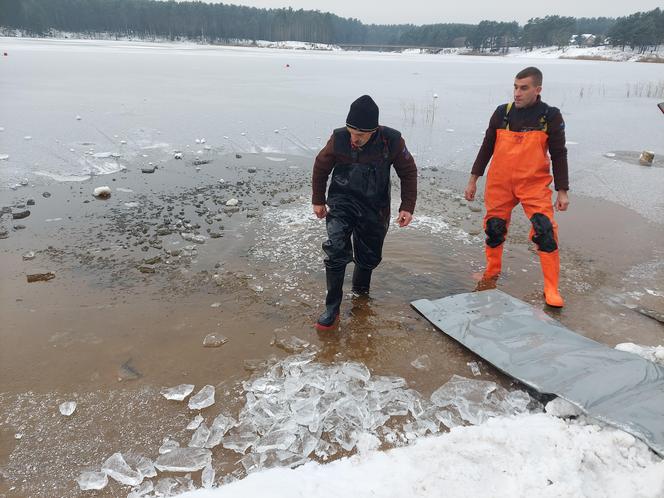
[346,95,379,132]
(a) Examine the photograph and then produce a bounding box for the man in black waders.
[312,95,418,331]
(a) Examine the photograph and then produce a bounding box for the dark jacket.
[312,126,417,213]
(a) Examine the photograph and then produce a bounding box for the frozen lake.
[1,37,663,220]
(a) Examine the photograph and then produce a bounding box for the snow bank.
[508,45,664,62]
[615,343,664,366]
[177,413,663,498]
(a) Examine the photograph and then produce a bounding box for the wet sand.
[1,152,663,496]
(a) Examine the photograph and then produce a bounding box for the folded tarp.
[411,289,664,456]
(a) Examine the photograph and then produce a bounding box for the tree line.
[607,8,664,53]
[0,0,662,52]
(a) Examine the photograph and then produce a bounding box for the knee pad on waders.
[485,217,507,248]
[530,213,558,253]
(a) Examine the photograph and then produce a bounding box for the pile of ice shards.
[77,351,538,496]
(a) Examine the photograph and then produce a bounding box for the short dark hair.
[515,67,543,86]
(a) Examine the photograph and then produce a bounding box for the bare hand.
[313,204,328,218]
[464,176,478,201]
[396,211,413,227]
[555,191,569,211]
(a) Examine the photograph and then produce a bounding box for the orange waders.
[483,105,564,307]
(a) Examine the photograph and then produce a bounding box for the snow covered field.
[509,45,664,62]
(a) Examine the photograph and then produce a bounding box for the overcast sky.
[197,0,662,25]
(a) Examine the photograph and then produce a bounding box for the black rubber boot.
[351,266,372,296]
[315,270,345,331]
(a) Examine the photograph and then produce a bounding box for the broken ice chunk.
[288,427,318,459]
[368,375,407,392]
[431,375,495,408]
[188,385,215,410]
[188,422,210,448]
[410,354,431,371]
[186,414,204,431]
[101,453,143,486]
[203,333,228,348]
[431,375,531,426]
[59,401,77,416]
[504,389,532,413]
[154,477,178,496]
[222,422,257,454]
[239,453,261,474]
[160,384,195,401]
[254,430,297,453]
[467,361,481,376]
[125,454,157,479]
[205,413,235,449]
[76,471,108,491]
[545,397,584,418]
[435,409,465,429]
[201,465,215,488]
[127,480,154,498]
[158,437,180,454]
[154,448,212,473]
[341,362,371,382]
[272,335,312,353]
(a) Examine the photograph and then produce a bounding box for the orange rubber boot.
[483,245,504,280]
[539,250,564,308]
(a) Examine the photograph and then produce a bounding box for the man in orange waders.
[465,67,569,307]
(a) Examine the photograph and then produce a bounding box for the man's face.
[347,127,374,148]
[513,77,542,108]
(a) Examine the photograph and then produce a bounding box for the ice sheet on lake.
[412,289,664,456]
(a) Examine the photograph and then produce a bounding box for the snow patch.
[615,343,664,366]
[175,413,664,498]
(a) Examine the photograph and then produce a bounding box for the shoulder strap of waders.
[539,105,549,132]
[502,102,513,131]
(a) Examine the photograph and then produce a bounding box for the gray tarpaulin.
[411,289,664,456]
